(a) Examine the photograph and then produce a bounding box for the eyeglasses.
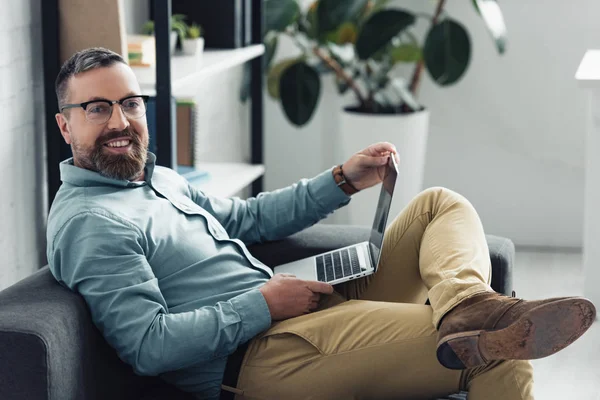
[60,95,150,124]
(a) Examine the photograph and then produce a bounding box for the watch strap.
[332,164,359,195]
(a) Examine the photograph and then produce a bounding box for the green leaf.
[263,32,278,70]
[279,62,321,126]
[267,58,300,99]
[473,0,508,54]
[355,10,416,60]
[324,22,359,45]
[171,20,187,44]
[391,43,421,63]
[142,21,154,35]
[423,19,471,86]
[265,0,300,32]
[371,0,392,13]
[317,0,369,34]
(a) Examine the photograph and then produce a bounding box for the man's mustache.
[95,128,139,146]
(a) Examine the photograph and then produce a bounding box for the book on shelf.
[146,97,210,183]
[176,99,195,167]
[127,35,155,67]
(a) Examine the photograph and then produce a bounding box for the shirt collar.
[59,152,156,188]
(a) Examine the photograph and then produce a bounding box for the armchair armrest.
[0,268,152,400]
[248,224,514,296]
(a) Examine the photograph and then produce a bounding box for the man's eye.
[123,101,140,109]
[89,106,106,114]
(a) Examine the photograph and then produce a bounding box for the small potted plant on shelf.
[182,22,205,57]
[142,14,187,55]
[263,0,508,225]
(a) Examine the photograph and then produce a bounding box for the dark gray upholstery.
[0,224,513,399]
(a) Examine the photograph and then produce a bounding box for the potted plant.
[264,0,507,225]
[142,14,187,55]
[182,22,205,57]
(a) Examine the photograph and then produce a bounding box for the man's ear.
[55,112,72,145]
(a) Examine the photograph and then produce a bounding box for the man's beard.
[72,127,149,181]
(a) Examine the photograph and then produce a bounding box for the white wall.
[0,0,47,290]
[264,0,600,248]
[123,0,149,35]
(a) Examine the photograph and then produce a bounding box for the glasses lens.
[85,102,112,124]
[121,97,147,119]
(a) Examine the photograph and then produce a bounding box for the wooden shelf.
[132,44,265,96]
[184,162,265,198]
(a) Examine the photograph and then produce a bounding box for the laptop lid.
[368,154,399,271]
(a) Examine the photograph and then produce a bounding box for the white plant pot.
[170,31,178,54]
[335,107,430,227]
[182,37,204,56]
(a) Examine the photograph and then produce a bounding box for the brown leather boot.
[436,291,596,369]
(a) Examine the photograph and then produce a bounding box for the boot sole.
[436,297,596,369]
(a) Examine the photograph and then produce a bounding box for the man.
[47,47,595,400]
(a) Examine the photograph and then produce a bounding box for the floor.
[513,249,600,400]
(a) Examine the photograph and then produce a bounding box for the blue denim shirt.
[46,153,350,398]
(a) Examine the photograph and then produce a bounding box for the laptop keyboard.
[316,247,363,282]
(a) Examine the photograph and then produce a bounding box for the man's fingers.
[306,299,320,311]
[305,280,334,294]
[357,154,389,168]
[364,142,397,156]
[310,293,321,302]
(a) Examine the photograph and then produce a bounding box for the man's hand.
[342,142,400,191]
[259,274,334,321]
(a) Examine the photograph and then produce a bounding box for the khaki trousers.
[233,187,534,400]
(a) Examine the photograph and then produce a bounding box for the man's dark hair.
[55,47,126,109]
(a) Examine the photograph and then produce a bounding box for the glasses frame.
[60,95,150,124]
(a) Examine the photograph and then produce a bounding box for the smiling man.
[55,58,149,181]
[46,47,595,400]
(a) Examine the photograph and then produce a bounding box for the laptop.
[274,154,399,284]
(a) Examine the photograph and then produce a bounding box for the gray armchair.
[0,224,514,400]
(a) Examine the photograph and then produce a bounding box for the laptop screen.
[368,155,398,269]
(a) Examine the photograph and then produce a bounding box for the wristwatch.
[332,164,359,195]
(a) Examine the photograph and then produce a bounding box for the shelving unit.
[132,45,265,97]
[151,0,266,199]
[133,42,266,194]
[41,0,265,206]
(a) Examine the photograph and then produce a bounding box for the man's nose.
[106,104,129,131]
